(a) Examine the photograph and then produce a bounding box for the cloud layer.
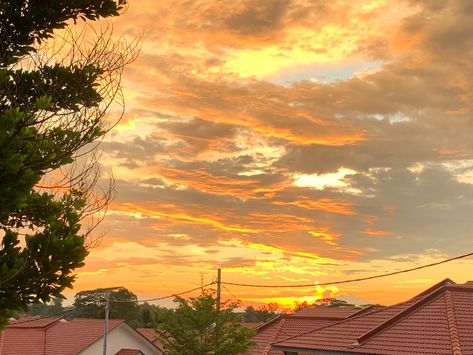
[70,0,473,307]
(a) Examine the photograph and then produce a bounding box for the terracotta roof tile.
[293,306,360,319]
[249,316,286,355]
[46,318,123,354]
[0,328,46,355]
[8,316,61,328]
[0,317,123,355]
[136,327,165,352]
[274,279,473,355]
[444,290,462,355]
[249,307,365,355]
[115,349,143,355]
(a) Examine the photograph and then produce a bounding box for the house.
[0,317,163,355]
[136,328,165,353]
[273,278,473,355]
[249,306,382,355]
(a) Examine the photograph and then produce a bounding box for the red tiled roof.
[8,316,62,328]
[274,279,473,354]
[250,316,286,355]
[293,306,361,319]
[249,306,363,355]
[0,317,123,355]
[47,318,124,354]
[0,327,46,355]
[115,349,143,355]
[136,327,165,352]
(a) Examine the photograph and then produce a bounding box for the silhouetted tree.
[138,302,158,328]
[0,0,137,329]
[156,290,255,355]
[73,287,139,323]
[315,298,355,307]
[295,298,356,312]
[28,298,63,316]
[243,303,279,323]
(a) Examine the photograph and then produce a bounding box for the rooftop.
[249,306,366,355]
[274,278,473,355]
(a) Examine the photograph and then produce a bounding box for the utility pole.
[215,268,222,352]
[216,268,221,314]
[103,291,110,355]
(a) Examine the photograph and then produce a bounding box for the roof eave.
[272,344,360,354]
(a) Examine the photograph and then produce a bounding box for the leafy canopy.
[156,290,255,355]
[72,287,139,323]
[0,0,128,329]
[243,303,279,323]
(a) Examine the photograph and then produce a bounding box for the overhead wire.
[11,282,216,325]
[109,282,216,303]
[10,250,473,324]
[222,284,246,307]
[222,250,473,288]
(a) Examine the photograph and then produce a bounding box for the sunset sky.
[66,0,473,308]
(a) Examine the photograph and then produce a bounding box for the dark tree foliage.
[0,0,130,329]
[138,301,160,328]
[294,298,357,312]
[72,287,139,323]
[315,298,356,307]
[28,297,64,316]
[0,0,126,67]
[243,303,279,323]
[155,290,255,355]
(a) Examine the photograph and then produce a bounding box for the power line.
[222,250,473,288]
[222,284,253,311]
[222,284,239,301]
[109,282,216,303]
[11,250,473,323]
[222,284,244,304]
[11,283,216,325]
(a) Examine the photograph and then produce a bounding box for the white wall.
[79,323,162,355]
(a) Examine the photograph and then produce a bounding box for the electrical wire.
[222,250,473,288]
[222,284,242,303]
[223,284,254,311]
[109,282,216,303]
[10,249,473,324]
[11,282,216,325]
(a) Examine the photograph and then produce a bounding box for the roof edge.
[8,316,63,329]
[411,278,456,299]
[272,344,359,354]
[272,305,390,348]
[444,290,462,355]
[125,323,164,351]
[357,284,473,345]
[72,319,125,354]
[346,305,384,318]
[256,314,286,331]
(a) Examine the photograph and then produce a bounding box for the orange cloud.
[275,197,357,215]
[155,167,291,198]
[309,230,341,245]
[116,203,258,233]
[363,228,394,237]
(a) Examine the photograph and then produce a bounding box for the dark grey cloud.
[101,136,166,168]
[226,0,290,37]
